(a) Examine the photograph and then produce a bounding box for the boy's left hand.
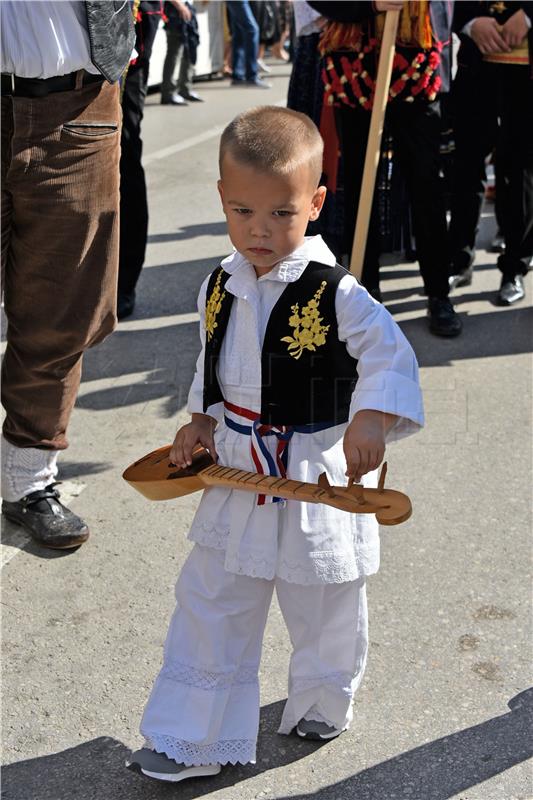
[343,410,397,483]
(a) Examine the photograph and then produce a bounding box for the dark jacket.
[84,1,135,83]
[309,0,453,92]
[163,1,200,63]
[452,1,533,76]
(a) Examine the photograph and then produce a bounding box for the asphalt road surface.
[2,63,532,800]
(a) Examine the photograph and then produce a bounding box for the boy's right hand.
[169,413,218,468]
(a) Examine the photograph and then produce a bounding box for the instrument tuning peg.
[378,462,388,493]
[318,472,336,498]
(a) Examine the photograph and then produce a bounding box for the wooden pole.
[349,9,400,279]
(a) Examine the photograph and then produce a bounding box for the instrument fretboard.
[199,464,328,502]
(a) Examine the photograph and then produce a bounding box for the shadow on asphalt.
[400,305,532,367]
[147,222,227,243]
[0,700,327,800]
[276,689,533,800]
[78,255,224,416]
[77,253,531,415]
[2,691,531,800]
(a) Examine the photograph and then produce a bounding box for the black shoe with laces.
[2,484,89,549]
[427,297,462,337]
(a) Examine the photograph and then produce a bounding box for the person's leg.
[448,65,497,280]
[176,49,196,98]
[161,29,181,101]
[227,2,246,81]
[276,576,368,737]
[336,106,382,295]
[227,1,259,82]
[1,81,121,545]
[117,63,149,317]
[390,100,461,336]
[495,64,533,304]
[139,545,274,771]
[0,101,59,505]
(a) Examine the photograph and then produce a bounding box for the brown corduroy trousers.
[1,80,121,450]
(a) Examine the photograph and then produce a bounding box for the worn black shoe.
[117,291,135,320]
[427,297,462,337]
[496,275,525,306]
[2,484,89,549]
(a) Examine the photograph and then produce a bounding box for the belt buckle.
[11,74,15,93]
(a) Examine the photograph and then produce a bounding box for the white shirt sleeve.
[335,275,424,442]
[186,276,224,423]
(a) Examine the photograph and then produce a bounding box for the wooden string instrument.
[123,445,412,525]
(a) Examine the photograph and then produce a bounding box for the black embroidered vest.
[203,261,358,426]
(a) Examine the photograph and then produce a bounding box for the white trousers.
[140,544,368,766]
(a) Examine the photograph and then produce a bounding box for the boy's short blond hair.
[219,106,324,187]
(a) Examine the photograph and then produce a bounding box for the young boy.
[127,106,424,783]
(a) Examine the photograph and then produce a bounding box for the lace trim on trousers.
[291,671,355,695]
[161,659,258,691]
[144,732,257,766]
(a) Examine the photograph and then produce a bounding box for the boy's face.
[218,154,327,275]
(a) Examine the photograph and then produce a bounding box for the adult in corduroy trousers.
[1,1,134,550]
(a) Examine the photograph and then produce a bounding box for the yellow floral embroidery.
[205,271,226,342]
[281,281,330,360]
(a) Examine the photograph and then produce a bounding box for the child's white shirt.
[185,236,424,585]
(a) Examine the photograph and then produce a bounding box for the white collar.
[220,236,337,290]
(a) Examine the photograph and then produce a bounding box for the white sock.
[1,436,59,502]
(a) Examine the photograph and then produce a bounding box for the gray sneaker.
[126,748,221,783]
[296,719,344,740]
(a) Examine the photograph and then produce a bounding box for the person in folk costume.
[448,1,533,306]
[308,0,462,338]
[126,106,424,783]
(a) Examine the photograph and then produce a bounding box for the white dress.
[186,236,424,585]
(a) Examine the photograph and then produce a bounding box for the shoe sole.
[2,510,89,549]
[495,295,525,306]
[296,726,343,740]
[126,760,221,783]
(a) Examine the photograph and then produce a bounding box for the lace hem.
[189,529,378,584]
[291,671,355,695]
[161,659,258,691]
[144,732,256,767]
[189,521,229,550]
[276,556,362,585]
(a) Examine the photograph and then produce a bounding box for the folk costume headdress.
[318,1,443,191]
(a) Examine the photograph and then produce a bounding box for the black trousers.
[449,61,533,278]
[118,11,160,299]
[337,99,450,299]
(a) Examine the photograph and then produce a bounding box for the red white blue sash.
[223,401,333,506]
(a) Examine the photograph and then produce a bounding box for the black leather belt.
[1,70,104,98]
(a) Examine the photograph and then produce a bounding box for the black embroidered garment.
[203,261,358,426]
